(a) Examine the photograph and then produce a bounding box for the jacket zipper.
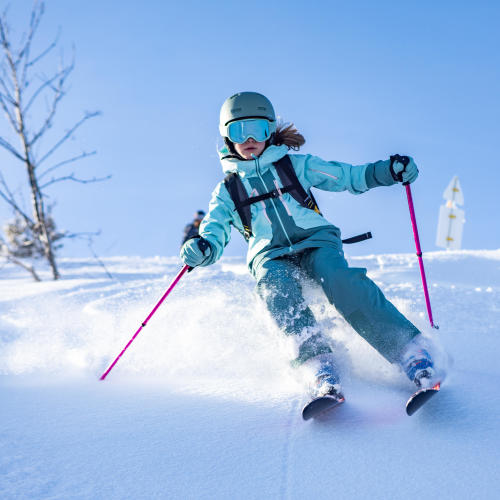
[253,155,293,249]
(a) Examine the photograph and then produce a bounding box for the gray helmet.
[219,92,276,138]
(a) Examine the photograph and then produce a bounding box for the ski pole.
[404,184,438,329]
[100,264,191,380]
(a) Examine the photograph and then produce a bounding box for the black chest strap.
[223,155,371,245]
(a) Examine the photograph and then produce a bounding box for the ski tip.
[302,395,345,421]
[406,385,440,416]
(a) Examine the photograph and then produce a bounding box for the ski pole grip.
[184,235,210,272]
[390,154,410,185]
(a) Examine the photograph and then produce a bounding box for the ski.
[302,394,345,420]
[406,383,440,416]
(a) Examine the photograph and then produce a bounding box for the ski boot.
[302,360,344,420]
[401,336,445,415]
[313,361,344,400]
[400,338,438,389]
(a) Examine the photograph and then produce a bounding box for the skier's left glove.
[389,154,419,185]
[180,236,212,268]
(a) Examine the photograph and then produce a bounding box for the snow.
[1,250,499,499]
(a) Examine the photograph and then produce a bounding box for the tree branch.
[40,173,111,189]
[26,27,60,69]
[0,92,18,131]
[0,15,21,94]
[0,172,34,226]
[28,77,68,147]
[63,230,114,279]
[4,253,42,281]
[0,234,42,281]
[0,76,14,97]
[0,136,24,160]
[37,111,101,165]
[0,9,10,49]
[17,1,44,77]
[23,63,72,115]
[39,151,97,180]
[0,72,15,101]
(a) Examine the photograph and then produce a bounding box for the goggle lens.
[227,119,271,144]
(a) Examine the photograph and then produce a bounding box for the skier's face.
[234,137,266,160]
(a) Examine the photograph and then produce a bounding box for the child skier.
[180,91,440,406]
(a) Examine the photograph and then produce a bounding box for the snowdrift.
[1,250,499,499]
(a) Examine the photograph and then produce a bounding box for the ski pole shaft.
[405,184,438,329]
[100,264,191,381]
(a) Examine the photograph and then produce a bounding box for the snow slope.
[1,250,499,499]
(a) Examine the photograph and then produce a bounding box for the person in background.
[181,210,205,245]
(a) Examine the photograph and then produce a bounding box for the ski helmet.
[219,92,277,138]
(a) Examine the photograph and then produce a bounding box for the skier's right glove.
[180,236,212,268]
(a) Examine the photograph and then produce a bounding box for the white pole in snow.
[436,176,465,250]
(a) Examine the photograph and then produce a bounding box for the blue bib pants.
[254,246,420,368]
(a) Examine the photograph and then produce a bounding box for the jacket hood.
[219,144,289,177]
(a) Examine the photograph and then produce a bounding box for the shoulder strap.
[224,173,252,240]
[223,155,321,240]
[273,156,372,245]
[273,155,321,214]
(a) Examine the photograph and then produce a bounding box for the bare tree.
[0,1,109,280]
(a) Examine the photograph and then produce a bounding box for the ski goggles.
[225,118,276,144]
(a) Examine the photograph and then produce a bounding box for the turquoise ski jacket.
[198,144,396,276]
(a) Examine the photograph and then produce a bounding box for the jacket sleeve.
[300,155,395,194]
[198,181,235,264]
[364,160,398,188]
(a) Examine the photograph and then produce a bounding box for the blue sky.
[1,0,499,261]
